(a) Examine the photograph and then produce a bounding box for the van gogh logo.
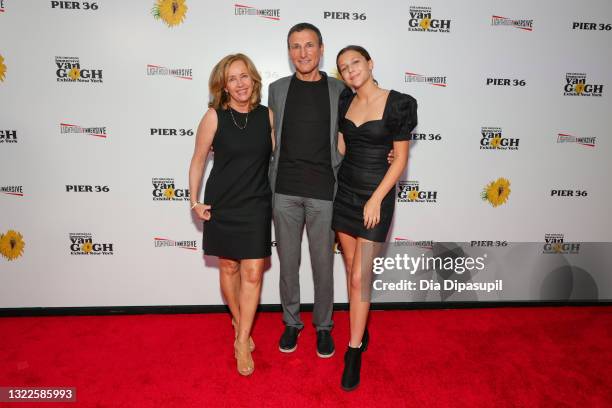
[564,73,603,96]
[0,53,6,82]
[491,15,533,31]
[0,130,17,143]
[154,237,197,250]
[405,72,447,87]
[543,234,580,254]
[397,181,438,203]
[147,64,193,80]
[56,56,103,83]
[557,133,595,148]
[1,185,23,197]
[234,4,280,20]
[60,123,107,138]
[152,177,190,201]
[480,127,519,150]
[408,6,451,33]
[69,233,114,255]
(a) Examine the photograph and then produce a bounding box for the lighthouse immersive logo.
[1,185,23,197]
[234,4,280,21]
[405,71,447,87]
[480,127,519,150]
[408,6,451,33]
[154,237,197,250]
[60,123,107,138]
[55,56,103,83]
[147,64,193,80]
[557,133,596,148]
[152,0,187,27]
[491,15,533,31]
[563,73,603,97]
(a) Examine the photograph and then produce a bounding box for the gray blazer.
[267,72,348,197]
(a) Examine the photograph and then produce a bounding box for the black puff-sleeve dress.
[331,89,417,242]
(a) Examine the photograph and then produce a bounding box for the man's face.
[288,29,323,77]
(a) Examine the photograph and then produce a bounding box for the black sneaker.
[316,329,335,358]
[279,326,301,353]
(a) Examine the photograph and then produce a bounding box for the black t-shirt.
[275,74,335,200]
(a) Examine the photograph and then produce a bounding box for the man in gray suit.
[268,23,347,358]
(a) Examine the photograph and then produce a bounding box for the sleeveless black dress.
[202,105,272,259]
[332,90,417,242]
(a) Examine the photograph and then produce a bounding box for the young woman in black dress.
[332,46,417,390]
[188,54,274,376]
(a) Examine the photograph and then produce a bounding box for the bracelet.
[191,201,200,209]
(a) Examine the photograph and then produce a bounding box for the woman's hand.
[363,198,381,229]
[193,203,212,221]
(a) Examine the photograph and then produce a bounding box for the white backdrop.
[1,0,611,307]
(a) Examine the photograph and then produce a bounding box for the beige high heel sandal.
[234,339,254,376]
[232,319,255,352]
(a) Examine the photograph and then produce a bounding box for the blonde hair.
[208,53,262,110]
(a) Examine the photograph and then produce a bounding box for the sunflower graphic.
[420,17,431,30]
[408,190,419,201]
[481,177,511,207]
[490,136,502,149]
[0,54,6,82]
[68,67,81,81]
[152,0,188,27]
[82,242,93,253]
[552,243,563,253]
[164,187,175,199]
[574,83,585,94]
[0,230,25,261]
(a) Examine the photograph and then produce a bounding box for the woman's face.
[225,60,253,106]
[337,50,373,89]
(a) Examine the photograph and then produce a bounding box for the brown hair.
[208,53,262,110]
[336,45,372,72]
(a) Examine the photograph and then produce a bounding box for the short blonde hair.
[208,53,262,110]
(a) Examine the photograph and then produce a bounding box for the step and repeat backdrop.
[1,0,611,308]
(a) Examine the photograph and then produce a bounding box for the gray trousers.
[273,193,334,331]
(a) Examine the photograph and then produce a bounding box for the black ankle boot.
[341,346,362,391]
[360,327,369,352]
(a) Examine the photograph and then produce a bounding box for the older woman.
[333,45,417,390]
[188,53,274,376]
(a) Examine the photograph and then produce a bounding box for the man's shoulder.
[325,74,349,93]
[269,75,293,90]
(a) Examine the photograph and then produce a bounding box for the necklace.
[229,107,249,130]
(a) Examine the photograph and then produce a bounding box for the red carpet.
[1,307,611,407]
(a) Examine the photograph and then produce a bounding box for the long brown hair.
[208,53,262,110]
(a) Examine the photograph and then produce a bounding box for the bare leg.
[219,258,241,324]
[236,258,265,345]
[337,232,357,302]
[348,238,379,348]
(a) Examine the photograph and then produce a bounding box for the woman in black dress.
[188,54,274,376]
[332,46,417,391]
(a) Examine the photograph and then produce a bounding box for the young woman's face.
[337,50,373,89]
[225,60,253,106]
